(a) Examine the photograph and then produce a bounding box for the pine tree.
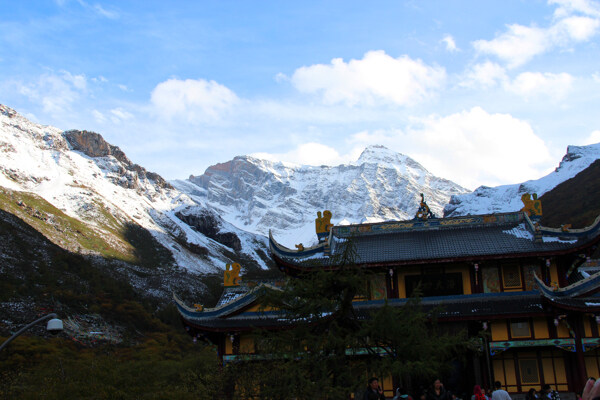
[227,238,474,399]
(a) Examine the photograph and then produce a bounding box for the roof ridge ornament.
[315,210,333,243]
[224,262,242,287]
[520,193,542,221]
[415,193,435,221]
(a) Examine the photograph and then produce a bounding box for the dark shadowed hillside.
[540,159,600,228]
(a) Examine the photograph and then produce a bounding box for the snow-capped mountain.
[444,143,600,217]
[0,104,270,279]
[174,145,469,247]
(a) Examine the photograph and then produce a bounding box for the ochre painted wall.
[491,321,509,341]
[533,318,550,339]
[240,335,254,354]
[556,321,571,338]
[585,349,600,378]
[549,262,560,288]
[584,318,593,337]
[225,336,233,355]
[492,349,568,393]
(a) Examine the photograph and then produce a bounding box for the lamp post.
[0,313,63,352]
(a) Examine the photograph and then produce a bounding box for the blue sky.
[2,0,600,189]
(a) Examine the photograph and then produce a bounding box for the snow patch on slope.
[444,143,600,217]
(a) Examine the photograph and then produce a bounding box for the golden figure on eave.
[415,193,435,221]
[520,193,543,217]
[224,262,242,287]
[315,210,333,242]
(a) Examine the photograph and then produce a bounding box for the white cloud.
[74,0,120,19]
[274,72,288,83]
[473,24,549,68]
[348,107,552,189]
[593,72,600,82]
[441,35,459,52]
[110,107,133,123]
[251,142,351,166]
[290,50,446,106]
[460,61,508,89]
[505,71,573,100]
[16,71,88,114]
[92,109,106,123]
[550,16,600,42]
[91,76,108,84]
[473,1,600,67]
[550,0,600,18]
[584,130,600,144]
[150,78,239,121]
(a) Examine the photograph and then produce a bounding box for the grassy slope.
[0,186,175,268]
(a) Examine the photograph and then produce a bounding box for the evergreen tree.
[227,238,473,399]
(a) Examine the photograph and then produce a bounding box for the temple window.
[405,271,463,297]
[518,358,540,385]
[510,320,532,338]
[501,263,522,291]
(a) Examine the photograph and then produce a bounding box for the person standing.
[364,377,386,400]
[427,379,451,400]
[541,384,560,400]
[491,381,511,400]
[472,385,488,400]
[526,388,538,400]
[393,387,413,400]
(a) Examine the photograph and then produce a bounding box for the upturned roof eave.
[271,235,600,273]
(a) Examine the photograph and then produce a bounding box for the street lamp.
[0,313,63,352]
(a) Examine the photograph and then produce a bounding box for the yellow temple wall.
[583,317,600,338]
[491,321,509,341]
[240,335,254,354]
[584,318,593,337]
[533,318,550,339]
[585,349,600,378]
[225,336,233,355]
[492,349,568,393]
[549,261,559,287]
[556,321,570,338]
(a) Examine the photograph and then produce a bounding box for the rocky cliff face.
[175,207,242,252]
[177,145,469,246]
[64,130,172,191]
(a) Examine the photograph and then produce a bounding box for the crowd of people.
[362,377,600,400]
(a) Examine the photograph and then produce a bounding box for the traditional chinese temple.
[175,194,600,397]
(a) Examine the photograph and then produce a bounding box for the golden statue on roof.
[415,193,435,221]
[315,210,333,242]
[224,262,242,287]
[520,193,542,218]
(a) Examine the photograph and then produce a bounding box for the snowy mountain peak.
[355,144,428,173]
[178,146,469,247]
[444,142,600,217]
[0,104,271,277]
[557,143,600,171]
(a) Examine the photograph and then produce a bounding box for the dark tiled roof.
[177,291,548,331]
[343,223,580,264]
[542,296,600,312]
[270,212,600,268]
